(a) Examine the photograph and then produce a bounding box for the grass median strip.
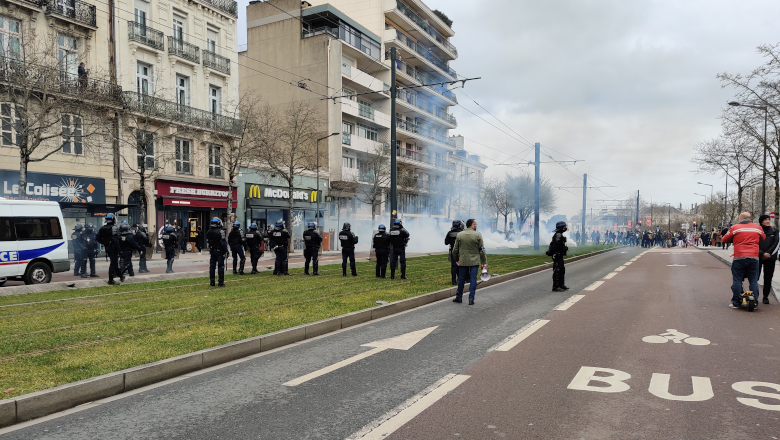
[0,246,611,399]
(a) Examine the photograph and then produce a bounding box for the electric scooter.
[741,291,757,312]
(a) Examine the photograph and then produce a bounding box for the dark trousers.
[304,247,319,274]
[82,253,96,276]
[250,248,261,271]
[138,249,148,272]
[274,247,288,274]
[231,244,245,273]
[761,258,776,298]
[107,248,120,281]
[731,258,759,306]
[449,251,458,283]
[390,247,406,277]
[342,248,356,275]
[375,251,388,277]
[552,253,565,288]
[455,265,479,302]
[120,251,134,277]
[165,246,175,272]
[209,250,225,284]
[73,250,83,275]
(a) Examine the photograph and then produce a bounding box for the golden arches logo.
[248,185,262,199]
[310,191,318,202]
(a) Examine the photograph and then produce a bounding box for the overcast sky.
[236,0,780,219]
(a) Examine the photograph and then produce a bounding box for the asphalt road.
[0,247,638,439]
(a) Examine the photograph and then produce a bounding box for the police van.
[0,198,70,286]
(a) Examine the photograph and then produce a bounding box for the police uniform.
[134,225,150,273]
[303,224,322,275]
[548,221,569,292]
[228,223,246,275]
[389,221,410,279]
[206,219,228,286]
[161,226,177,273]
[81,225,99,278]
[97,215,121,284]
[270,222,291,275]
[339,223,359,277]
[445,221,464,285]
[245,226,264,274]
[71,225,85,276]
[372,226,391,278]
[118,223,142,280]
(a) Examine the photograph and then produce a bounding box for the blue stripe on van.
[18,242,65,261]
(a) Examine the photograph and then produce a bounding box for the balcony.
[358,103,374,121]
[342,99,391,128]
[396,118,456,148]
[387,29,456,79]
[394,0,457,58]
[398,91,457,127]
[203,50,230,75]
[44,0,96,29]
[303,24,382,61]
[128,21,164,51]
[7,0,44,11]
[122,91,241,135]
[397,148,455,171]
[393,58,457,104]
[342,132,351,145]
[168,37,199,64]
[199,0,237,17]
[342,65,391,97]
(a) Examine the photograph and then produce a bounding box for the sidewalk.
[696,245,780,300]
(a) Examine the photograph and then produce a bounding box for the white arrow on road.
[283,326,438,386]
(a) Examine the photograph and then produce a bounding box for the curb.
[0,246,619,428]
[706,249,780,302]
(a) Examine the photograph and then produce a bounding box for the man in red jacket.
[721,212,765,309]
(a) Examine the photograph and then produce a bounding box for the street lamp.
[695,193,707,229]
[316,132,340,229]
[705,161,729,227]
[729,101,768,215]
[697,182,713,200]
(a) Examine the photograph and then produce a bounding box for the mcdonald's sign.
[248,185,262,199]
[246,184,319,203]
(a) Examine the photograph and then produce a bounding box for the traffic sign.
[771,212,776,219]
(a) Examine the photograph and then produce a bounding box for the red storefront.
[155,179,237,251]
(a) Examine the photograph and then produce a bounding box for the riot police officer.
[269,220,291,276]
[134,224,150,273]
[97,214,121,285]
[206,217,228,286]
[372,224,391,278]
[118,222,142,281]
[548,221,569,292]
[389,219,410,280]
[161,225,177,273]
[71,224,85,276]
[303,222,322,276]
[445,220,464,285]
[81,224,99,278]
[228,221,246,275]
[245,224,264,274]
[339,222,359,277]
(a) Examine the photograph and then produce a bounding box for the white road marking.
[555,295,585,311]
[284,327,438,386]
[649,374,714,401]
[493,319,550,352]
[614,266,625,271]
[585,281,604,290]
[346,373,471,439]
[603,272,617,279]
[667,264,687,267]
[623,262,632,265]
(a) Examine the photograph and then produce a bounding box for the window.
[342,121,353,134]
[342,156,355,169]
[209,145,222,178]
[14,217,62,240]
[175,74,189,106]
[136,62,152,95]
[0,17,21,59]
[57,35,78,79]
[136,130,154,169]
[172,15,185,41]
[175,138,191,174]
[207,28,219,53]
[0,218,14,241]
[209,85,221,115]
[357,122,378,141]
[1,103,21,146]
[341,88,355,101]
[61,114,82,155]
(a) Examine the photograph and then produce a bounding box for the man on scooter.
[722,212,765,310]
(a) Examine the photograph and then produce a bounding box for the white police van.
[0,198,70,286]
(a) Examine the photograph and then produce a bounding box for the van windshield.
[15,218,62,240]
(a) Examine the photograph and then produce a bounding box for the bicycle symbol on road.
[642,329,710,346]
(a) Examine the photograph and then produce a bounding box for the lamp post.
[705,161,729,227]
[729,101,768,215]
[316,132,340,229]
[695,193,707,230]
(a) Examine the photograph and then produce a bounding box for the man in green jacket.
[452,218,488,305]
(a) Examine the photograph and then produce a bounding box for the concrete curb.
[706,249,780,302]
[0,246,619,428]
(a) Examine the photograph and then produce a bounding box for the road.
[6,247,772,439]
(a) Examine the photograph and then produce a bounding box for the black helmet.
[343,222,351,231]
[165,225,174,233]
[104,214,115,225]
[210,217,220,227]
[555,221,567,231]
[274,220,284,230]
[308,222,316,230]
[85,224,94,231]
[249,224,258,230]
[119,222,131,234]
[232,221,240,228]
[378,224,386,231]
[74,224,83,232]
[392,219,402,229]
[452,220,464,230]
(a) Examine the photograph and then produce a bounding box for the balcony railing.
[397,148,455,170]
[168,37,200,64]
[15,0,45,9]
[45,0,96,28]
[399,91,457,126]
[358,103,374,121]
[128,21,164,51]
[389,29,456,78]
[122,91,241,134]
[203,50,230,75]
[342,132,351,145]
[199,0,237,16]
[342,64,351,77]
[395,0,457,56]
[396,118,456,147]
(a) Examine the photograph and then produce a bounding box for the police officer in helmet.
[161,224,177,273]
[547,221,570,292]
[389,219,410,279]
[339,222,359,277]
[245,224,264,274]
[372,224,391,278]
[71,224,85,277]
[81,224,99,278]
[97,214,121,285]
[134,224,150,273]
[269,220,291,276]
[228,221,247,275]
[118,221,142,281]
[206,217,229,286]
[445,220,465,285]
[303,222,322,275]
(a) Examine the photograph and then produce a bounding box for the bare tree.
[1,27,117,199]
[506,174,557,232]
[692,132,760,214]
[352,143,391,224]
[484,177,511,233]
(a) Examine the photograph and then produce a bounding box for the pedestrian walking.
[721,212,765,309]
[81,224,99,278]
[373,224,391,278]
[134,224,150,273]
[245,224,264,274]
[452,218,487,305]
[303,222,322,276]
[228,221,246,275]
[118,222,142,281]
[389,219,410,279]
[339,222,359,277]
[445,220,465,285]
[270,220,291,276]
[161,225,177,273]
[206,218,228,286]
[758,214,778,305]
[97,214,121,285]
[547,221,570,292]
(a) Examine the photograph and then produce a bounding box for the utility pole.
[534,142,540,250]
[389,47,398,223]
[581,174,587,244]
[635,190,639,227]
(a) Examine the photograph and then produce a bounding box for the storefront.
[155,179,237,251]
[244,184,324,250]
